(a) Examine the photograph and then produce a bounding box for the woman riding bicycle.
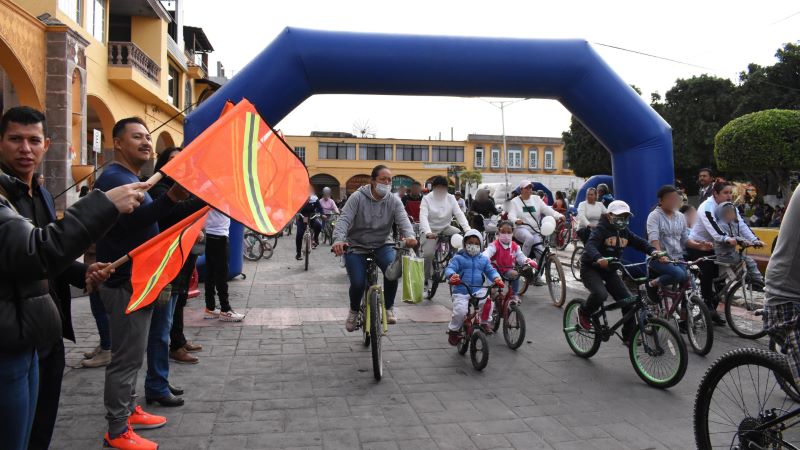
[552,191,568,215]
[295,191,324,260]
[645,185,691,299]
[507,179,564,260]
[468,188,499,233]
[319,187,340,216]
[578,200,665,344]
[419,176,471,295]
[576,187,606,244]
[332,165,417,331]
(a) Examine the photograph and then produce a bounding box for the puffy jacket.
[581,216,655,268]
[444,250,500,296]
[0,174,119,351]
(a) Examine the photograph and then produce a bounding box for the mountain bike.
[716,241,767,339]
[426,232,456,300]
[450,280,494,370]
[321,213,339,245]
[570,245,584,281]
[563,257,688,389]
[489,267,528,350]
[302,214,320,271]
[515,223,566,307]
[243,231,275,261]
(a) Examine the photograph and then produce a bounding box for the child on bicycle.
[445,230,504,345]
[578,201,664,343]
[713,201,765,290]
[482,221,537,303]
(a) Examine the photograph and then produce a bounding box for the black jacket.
[469,199,499,218]
[0,174,119,351]
[581,216,655,268]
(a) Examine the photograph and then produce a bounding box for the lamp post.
[486,98,529,200]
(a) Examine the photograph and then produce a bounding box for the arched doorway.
[346,174,370,195]
[309,173,340,199]
[392,175,414,190]
[156,131,175,153]
[0,37,43,112]
[86,95,115,170]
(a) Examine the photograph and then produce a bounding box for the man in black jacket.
[578,200,665,342]
[0,166,145,450]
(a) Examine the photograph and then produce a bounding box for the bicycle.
[694,326,800,448]
[489,267,528,350]
[343,242,412,381]
[554,211,577,251]
[570,244,584,281]
[515,223,566,307]
[321,213,339,245]
[243,231,275,261]
[301,213,320,271]
[563,256,688,389]
[648,259,714,356]
[425,232,456,300]
[450,280,494,371]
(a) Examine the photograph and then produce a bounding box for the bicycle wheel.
[768,338,800,403]
[268,235,278,249]
[685,295,713,356]
[469,330,490,370]
[490,295,502,333]
[517,273,530,295]
[503,304,526,350]
[694,348,800,449]
[456,325,470,355]
[563,299,600,358]
[629,317,687,389]
[304,235,310,271]
[725,281,768,339]
[545,254,566,307]
[556,226,570,251]
[428,268,440,300]
[361,303,370,347]
[369,289,383,381]
[262,241,274,260]
[243,234,264,261]
[570,246,583,281]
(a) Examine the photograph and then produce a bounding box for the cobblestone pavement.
[53,238,766,449]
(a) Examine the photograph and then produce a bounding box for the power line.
[592,42,715,71]
[769,10,800,25]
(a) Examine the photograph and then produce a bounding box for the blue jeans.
[344,245,398,312]
[649,260,689,286]
[0,349,38,450]
[145,293,177,398]
[89,292,111,350]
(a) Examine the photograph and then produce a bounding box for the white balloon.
[540,216,556,236]
[450,234,464,249]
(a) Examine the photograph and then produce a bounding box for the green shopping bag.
[402,254,424,304]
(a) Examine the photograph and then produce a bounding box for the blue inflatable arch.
[186,28,673,270]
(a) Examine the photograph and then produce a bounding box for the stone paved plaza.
[53,239,767,449]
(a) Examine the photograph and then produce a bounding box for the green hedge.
[714,109,800,172]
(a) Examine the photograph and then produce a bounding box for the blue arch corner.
[575,175,614,206]
[186,28,674,269]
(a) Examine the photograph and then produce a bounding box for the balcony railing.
[185,49,208,74]
[108,41,160,83]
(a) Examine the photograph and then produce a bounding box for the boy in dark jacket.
[578,201,665,342]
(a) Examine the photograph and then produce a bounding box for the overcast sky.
[184,1,798,141]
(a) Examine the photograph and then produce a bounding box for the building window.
[167,64,179,108]
[86,0,104,41]
[431,145,464,163]
[59,0,82,24]
[544,146,555,170]
[319,142,356,160]
[507,145,522,169]
[396,144,428,161]
[528,146,538,169]
[294,146,306,164]
[474,146,484,168]
[184,80,192,111]
[360,144,392,161]
[490,146,501,168]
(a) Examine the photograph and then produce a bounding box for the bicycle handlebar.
[450,280,494,300]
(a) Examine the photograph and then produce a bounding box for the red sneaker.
[578,307,592,330]
[447,330,461,346]
[103,426,158,449]
[128,406,167,430]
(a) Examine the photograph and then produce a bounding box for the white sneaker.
[219,310,245,322]
[204,308,221,319]
[81,349,111,368]
[83,344,102,359]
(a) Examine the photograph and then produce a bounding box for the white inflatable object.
[540,216,556,236]
[450,233,464,249]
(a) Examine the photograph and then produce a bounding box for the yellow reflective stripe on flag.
[242,112,274,234]
[126,234,182,313]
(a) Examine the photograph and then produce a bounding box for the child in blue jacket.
[445,230,504,345]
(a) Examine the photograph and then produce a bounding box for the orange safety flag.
[126,207,210,314]
[160,99,309,235]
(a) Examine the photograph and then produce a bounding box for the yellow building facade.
[1,0,218,209]
[284,132,574,199]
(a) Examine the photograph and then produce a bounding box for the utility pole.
[488,99,527,200]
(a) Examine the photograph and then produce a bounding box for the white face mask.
[375,183,391,197]
[465,244,481,256]
[433,189,447,199]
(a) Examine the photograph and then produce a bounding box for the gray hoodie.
[333,184,414,254]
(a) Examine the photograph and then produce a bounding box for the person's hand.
[196,231,205,243]
[449,274,461,285]
[85,262,113,293]
[332,242,347,256]
[556,216,565,223]
[596,258,609,269]
[404,237,418,249]
[658,255,670,264]
[493,277,505,289]
[515,219,523,225]
[726,238,738,247]
[166,183,190,202]
[426,233,437,239]
[105,182,149,214]
[753,240,765,248]
[526,259,538,270]
[699,241,713,251]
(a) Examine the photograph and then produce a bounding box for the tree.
[715,109,800,201]
[735,43,800,117]
[562,118,611,178]
[460,170,482,191]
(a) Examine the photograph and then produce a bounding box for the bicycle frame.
[516,223,553,279]
[457,281,493,334]
[363,256,388,336]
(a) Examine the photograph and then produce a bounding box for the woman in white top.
[419,176,471,288]
[576,187,607,243]
[507,179,564,258]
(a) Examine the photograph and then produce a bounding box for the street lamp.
[484,98,530,200]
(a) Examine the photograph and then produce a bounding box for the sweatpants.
[448,291,493,331]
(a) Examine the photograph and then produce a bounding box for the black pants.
[169,292,188,352]
[295,218,322,255]
[205,235,230,312]
[28,339,65,450]
[687,248,718,309]
[577,227,591,245]
[581,265,635,339]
